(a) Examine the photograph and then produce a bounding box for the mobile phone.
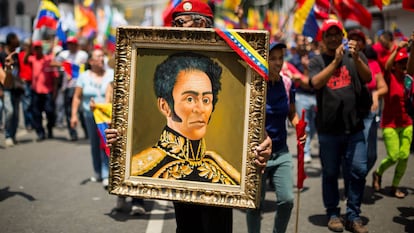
[14,47,21,53]
[342,39,349,51]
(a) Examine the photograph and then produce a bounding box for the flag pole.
[295,188,301,233]
[280,2,298,34]
[295,109,307,233]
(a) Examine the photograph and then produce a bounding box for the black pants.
[32,92,55,137]
[173,202,232,233]
[64,87,87,139]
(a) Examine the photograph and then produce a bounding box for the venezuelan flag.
[107,34,116,53]
[104,11,116,53]
[215,28,268,80]
[93,103,112,157]
[56,21,67,44]
[34,0,60,30]
[62,61,84,79]
[293,0,319,39]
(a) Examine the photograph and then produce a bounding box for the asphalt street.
[0,124,413,233]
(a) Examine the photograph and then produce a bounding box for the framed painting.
[109,26,269,209]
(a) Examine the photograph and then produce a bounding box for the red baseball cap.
[172,0,213,19]
[395,49,409,62]
[67,36,78,44]
[348,29,366,43]
[32,40,42,47]
[316,19,344,41]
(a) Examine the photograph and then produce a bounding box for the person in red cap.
[308,19,372,233]
[372,34,414,199]
[171,0,214,28]
[372,30,398,71]
[105,1,272,232]
[24,40,59,141]
[53,36,89,142]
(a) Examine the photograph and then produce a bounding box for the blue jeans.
[295,92,317,159]
[3,89,21,140]
[21,82,33,129]
[0,92,3,126]
[319,131,367,221]
[363,111,378,172]
[246,146,294,233]
[83,111,109,180]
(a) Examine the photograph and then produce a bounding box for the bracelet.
[308,78,314,89]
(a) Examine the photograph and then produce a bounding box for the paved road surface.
[0,125,413,233]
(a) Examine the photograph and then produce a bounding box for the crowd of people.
[1,1,413,233]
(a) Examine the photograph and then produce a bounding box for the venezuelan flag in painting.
[34,0,60,30]
[93,103,112,157]
[215,28,268,80]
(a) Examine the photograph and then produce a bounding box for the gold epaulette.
[130,148,166,176]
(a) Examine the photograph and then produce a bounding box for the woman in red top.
[373,36,414,198]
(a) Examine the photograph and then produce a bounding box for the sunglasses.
[172,18,194,27]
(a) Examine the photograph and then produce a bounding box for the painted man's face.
[169,70,213,140]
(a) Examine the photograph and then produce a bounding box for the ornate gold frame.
[109,26,268,209]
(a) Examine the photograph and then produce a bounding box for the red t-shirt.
[28,54,58,94]
[18,51,33,82]
[372,42,398,70]
[366,59,381,92]
[381,72,413,128]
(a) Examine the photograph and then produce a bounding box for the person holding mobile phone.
[309,19,372,233]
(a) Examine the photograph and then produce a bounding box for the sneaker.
[36,134,46,142]
[346,219,368,233]
[5,138,14,147]
[102,178,109,189]
[130,203,146,215]
[328,216,344,232]
[304,155,312,163]
[89,176,101,182]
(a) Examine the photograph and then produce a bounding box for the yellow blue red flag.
[34,0,60,30]
[215,28,268,80]
[293,0,319,39]
[93,103,112,157]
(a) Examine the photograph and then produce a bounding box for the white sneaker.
[5,138,14,147]
[130,203,146,215]
[304,155,312,163]
[102,178,109,189]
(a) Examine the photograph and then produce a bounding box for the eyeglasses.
[172,18,194,27]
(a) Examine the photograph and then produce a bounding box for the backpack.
[404,74,414,118]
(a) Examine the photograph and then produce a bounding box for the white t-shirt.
[56,49,89,89]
